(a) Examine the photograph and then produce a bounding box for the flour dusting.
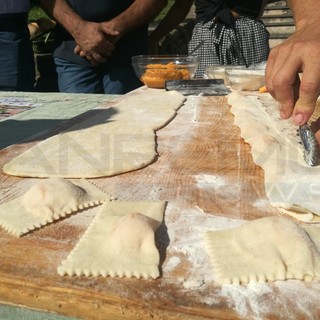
[275,281,320,318]
[162,205,244,288]
[252,198,270,209]
[188,96,199,122]
[164,256,181,273]
[214,280,320,320]
[64,205,99,227]
[161,203,320,319]
[195,174,227,189]
[219,283,274,320]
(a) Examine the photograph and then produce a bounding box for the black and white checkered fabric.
[188,17,270,77]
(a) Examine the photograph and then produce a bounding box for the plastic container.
[204,65,245,85]
[225,69,265,91]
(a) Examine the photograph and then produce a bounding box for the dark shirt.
[0,0,30,15]
[195,0,263,24]
[53,0,148,67]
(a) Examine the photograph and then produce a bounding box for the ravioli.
[58,200,166,279]
[204,216,320,285]
[0,178,111,236]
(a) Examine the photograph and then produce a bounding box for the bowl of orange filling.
[132,55,199,89]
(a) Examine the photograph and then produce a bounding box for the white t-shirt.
[0,0,30,15]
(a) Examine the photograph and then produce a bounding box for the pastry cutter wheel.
[298,123,320,166]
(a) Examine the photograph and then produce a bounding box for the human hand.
[73,21,120,65]
[265,22,320,127]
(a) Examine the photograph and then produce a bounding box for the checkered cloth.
[188,16,270,77]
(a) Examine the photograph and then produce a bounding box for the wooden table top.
[0,88,319,320]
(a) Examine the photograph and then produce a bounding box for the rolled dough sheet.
[228,92,320,223]
[3,90,186,178]
[205,216,320,285]
[57,200,166,279]
[0,178,111,237]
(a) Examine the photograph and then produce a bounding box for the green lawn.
[29,0,175,22]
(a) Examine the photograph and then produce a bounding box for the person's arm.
[265,0,320,128]
[148,0,194,54]
[35,0,119,64]
[103,0,168,37]
[74,0,168,62]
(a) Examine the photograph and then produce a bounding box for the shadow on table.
[157,214,170,277]
[0,108,118,150]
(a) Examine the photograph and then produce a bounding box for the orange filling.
[141,63,191,88]
[259,85,268,93]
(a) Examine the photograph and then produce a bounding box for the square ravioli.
[204,216,320,285]
[0,178,112,236]
[58,200,166,279]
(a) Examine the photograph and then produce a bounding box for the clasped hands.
[73,21,120,65]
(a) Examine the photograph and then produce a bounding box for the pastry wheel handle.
[299,124,320,166]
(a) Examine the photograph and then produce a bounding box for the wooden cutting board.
[0,88,319,320]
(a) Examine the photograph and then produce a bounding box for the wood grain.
[0,88,319,320]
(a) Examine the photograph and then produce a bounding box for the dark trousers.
[0,15,35,91]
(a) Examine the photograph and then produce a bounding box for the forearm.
[107,0,168,36]
[149,0,193,42]
[288,0,320,29]
[35,0,86,39]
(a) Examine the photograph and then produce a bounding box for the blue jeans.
[54,57,143,94]
[0,16,35,91]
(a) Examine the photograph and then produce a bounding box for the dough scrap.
[0,178,111,237]
[57,200,166,279]
[3,90,186,178]
[204,216,320,285]
[228,92,320,222]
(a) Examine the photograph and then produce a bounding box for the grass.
[28,5,49,21]
[28,0,175,22]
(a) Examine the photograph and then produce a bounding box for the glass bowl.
[132,55,199,89]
